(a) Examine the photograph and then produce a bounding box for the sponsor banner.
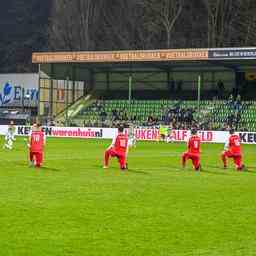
[32,47,256,66]
[15,126,110,139]
[171,130,220,142]
[134,129,220,142]
[209,48,256,60]
[0,125,115,139]
[134,128,159,141]
[32,48,256,64]
[239,132,256,144]
[0,73,39,106]
[32,49,208,64]
[0,126,256,144]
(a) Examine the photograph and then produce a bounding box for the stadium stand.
[70,98,254,131]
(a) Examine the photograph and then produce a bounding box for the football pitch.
[0,137,256,256]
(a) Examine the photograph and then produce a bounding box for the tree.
[2,0,256,73]
[96,0,149,50]
[0,0,50,72]
[234,0,256,46]
[49,0,103,51]
[142,0,184,48]
[202,0,238,47]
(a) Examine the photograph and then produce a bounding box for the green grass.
[0,137,256,256]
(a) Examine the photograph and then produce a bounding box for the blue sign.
[209,48,256,59]
[0,82,39,106]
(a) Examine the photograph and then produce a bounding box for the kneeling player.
[28,123,46,168]
[181,128,201,171]
[104,126,128,170]
[221,129,244,171]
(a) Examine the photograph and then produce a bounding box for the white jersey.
[128,126,136,147]
[166,126,173,143]
[3,125,16,149]
[224,136,230,150]
[5,126,15,139]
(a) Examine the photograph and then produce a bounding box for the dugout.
[32,47,256,118]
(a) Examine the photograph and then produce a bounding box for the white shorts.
[128,138,136,147]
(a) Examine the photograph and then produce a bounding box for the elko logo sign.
[0,82,38,106]
[0,82,12,105]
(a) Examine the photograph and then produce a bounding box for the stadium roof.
[34,47,256,81]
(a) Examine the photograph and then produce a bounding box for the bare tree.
[49,0,103,50]
[202,0,238,47]
[97,0,149,50]
[142,0,184,48]
[235,0,256,46]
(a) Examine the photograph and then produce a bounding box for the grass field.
[0,137,256,256]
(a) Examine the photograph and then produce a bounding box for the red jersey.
[114,133,128,153]
[30,131,45,153]
[187,135,201,154]
[228,134,241,154]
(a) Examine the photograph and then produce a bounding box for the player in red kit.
[221,129,245,171]
[182,129,201,171]
[28,123,46,168]
[104,126,128,170]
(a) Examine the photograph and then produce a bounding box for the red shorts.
[182,152,200,169]
[105,148,126,169]
[30,151,43,167]
[222,150,242,168]
[108,148,125,157]
[223,150,241,158]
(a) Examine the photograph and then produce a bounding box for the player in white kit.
[128,124,136,148]
[3,121,16,150]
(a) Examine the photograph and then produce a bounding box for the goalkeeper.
[159,124,169,142]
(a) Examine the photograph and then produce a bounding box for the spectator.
[228,94,234,109]
[169,79,175,94]
[112,109,117,116]
[177,80,183,94]
[50,119,56,126]
[95,100,103,111]
[122,112,128,121]
[234,94,242,112]
[174,100,182,112]
[147,116,156,126]
[228,94,234,102]
[227,114,235,127]
[112,109,119,121]
[217,80,224,98]
[100,109,107,122]
[235,111,241,123]
[131,115,137,121]
[187,108,194,125]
